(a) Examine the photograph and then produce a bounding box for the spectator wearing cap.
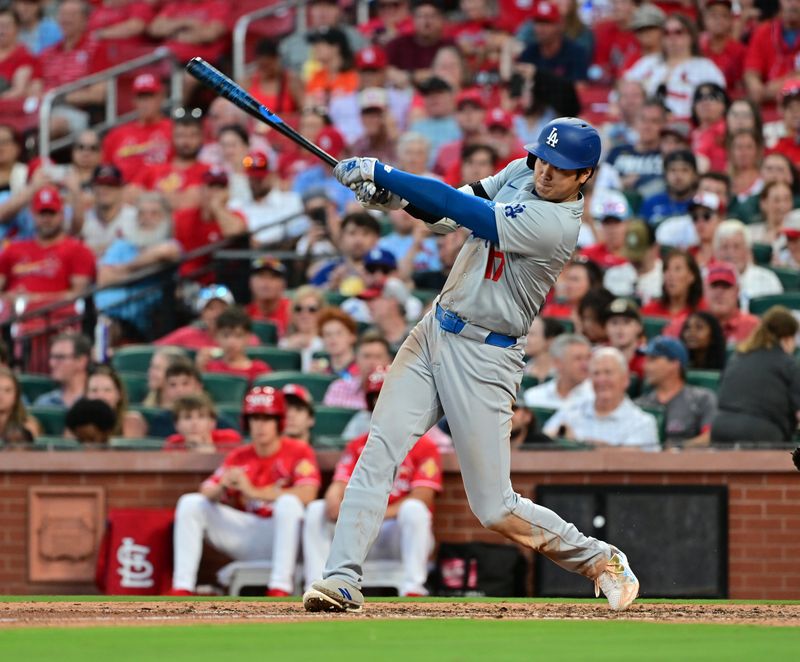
[431,88,487,177]
[149,0,230,65]
[657,190,724,252]
[635,336,718,447]
[659,121,692,157]
[245,256,292,336]
[380,208,441,273]
[350,88,398,164]
[0,8,41,100]
[595,99,666,202]
[39,0,110,137]
[13,0,61,56]
[282,384,316,444]
[580,190,631,269]
[409,76,461,165]
[770,79,800,166]
[774,209,800,268]
[544,347,659,449]
[305,26,359,102]
[0,185,95,313]
[640,150,698,227]
[523,333,593,410]
[751,181,794,248]
[88,0,154,59]
[323,331,392,409]
[691,83,729,173]
[743,0,800,105]
[624,13,725,119]
[245,38,300,115]
[278,0,366,74]
[385,0,454,84]
[95,191,180,342]
[172,167,246,283]
[590,0,640,84]
[360,0,413,44]
[310,211,380,291]
[700,0,746,91]
[713,220,784,309]
[604,220,663,305]
[360,280,415,352]
[620,3,665,72]
[81,165,136,257]
[517,0,590,82]
[604,298,646,379]
[280,286,325,372]
[711,306,800,444]
[665,262,759,347]
[354,45,414,130]
[641,249,704,320]
[486,108,525,168]
[101,73,172,183]
[229,150,306,248]
[199,306,272,383]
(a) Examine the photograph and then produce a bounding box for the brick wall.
[1,450,798,598]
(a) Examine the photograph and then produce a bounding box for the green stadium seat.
[751,243,773,266]
[312,406,356,437]
[642,316,667,340]
[520,375,538,393]
[769,267,800,292]
[19,374,57,403]
[627,373,641,398]
[313,435,348,450]
[109,437,165,450]
[542,316,574,333]
[252,321,278,345]
[749,293,800,316]
[640,405,667,446]
[686,369,721,391]
[412,289,439,305]
[111,345,157,374]
[217,403,243,432]
[253,371,336,402]
[119,372,149,404]
[528,406,556,430]
[323,292,347,306]
[29,406,66,435]
[128,405,169,431]
[33,436,80,450]
[201,373,249,404]
[246,347,302,371]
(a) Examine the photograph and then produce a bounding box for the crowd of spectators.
[0,0,795,454]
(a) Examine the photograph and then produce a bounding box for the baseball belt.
[435,304,518,348]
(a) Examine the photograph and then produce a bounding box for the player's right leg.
[304,315,444,612]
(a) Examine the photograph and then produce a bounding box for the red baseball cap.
[133,73,163,95]
[456,88,486,109]
[317,126,345,159]
[243,150,270,176]
[706,262,738,287]
[202,167,229,186]
[282,383,314,410]
[780,78,800,104]
[487,107,513,131]
[782,210,800,239]
[532,0,561,23]
[32,185,63,213]
[355,45,388,70]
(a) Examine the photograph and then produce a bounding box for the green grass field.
[1,598,798,662]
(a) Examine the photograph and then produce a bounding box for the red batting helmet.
[365,368,387,411]
[242,386,286,432]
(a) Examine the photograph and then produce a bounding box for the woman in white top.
[625,14,725,119]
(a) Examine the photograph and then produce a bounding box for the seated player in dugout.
[303,118,640,614]
[281,384,316,444]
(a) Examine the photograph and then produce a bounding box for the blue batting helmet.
[525,117,601,170]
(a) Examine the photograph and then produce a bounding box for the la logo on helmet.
[546,127,559,148]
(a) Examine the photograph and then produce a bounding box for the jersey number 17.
[484,246,505,282]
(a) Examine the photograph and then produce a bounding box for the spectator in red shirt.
[281,383,316,444]
[198,306,272,383]
[244,38,299,115]
[449,142,497,187]
[385,0,454,85]
[246,256,292,336]
[87,0,154,61]
[770,78,800,166]
[361,0,414,45]
[129,111,209,212]
[433,88,486,176]
[149,0,230,65]
[591,0,639,83]
[102,73,173,184]
[744,0,800,104]
[641,249,704,319]
[604,297,646,379]
[0,8,41,100]
[40,0,109,136]
[164,393,242,452]
[0,185,95,312]
[691,83,729,174]
[581,190,631,269]
[700,0,746,92]
[543,256,604,320]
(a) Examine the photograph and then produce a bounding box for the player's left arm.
[384,486,436,519]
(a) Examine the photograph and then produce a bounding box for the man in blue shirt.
[639,150,698,228]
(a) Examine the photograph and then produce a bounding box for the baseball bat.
[185,57,339,168]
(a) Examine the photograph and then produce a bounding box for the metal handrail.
[38,46,181,157]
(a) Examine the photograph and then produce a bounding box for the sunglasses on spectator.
[293,304,320,314]
[691,211,713,222]
[696,92,723,103]
[75,142,100,151]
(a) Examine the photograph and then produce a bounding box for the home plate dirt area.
[1,600,798,628]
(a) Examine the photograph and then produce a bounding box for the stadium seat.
[18,374,57,403]
[253,371,336,402]
[627,373,641,398]
[751,243,773,266]
[749,293,800,315]
[519,375,538,393]
[542,316,574,333]
[252,321,279,345]
[686,370,721,391]
[412,289,439,305]
[641,405,667,446]
[768,267,800,292]
[119,372,149,404]
[642,316,667,340]
[33,436,80,450]
[312,406,356,437]
[313,434,348,450]
[128,405,169,431]
[245,347,302,371]
[108,437,165,450]
[323,292,347,306]
[29,406,66,436]
[528,406,556,430]
[217,403,243,432]
[111,345,156,374]
[202,373,249,404]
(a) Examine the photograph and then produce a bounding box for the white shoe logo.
[545,127,559,148]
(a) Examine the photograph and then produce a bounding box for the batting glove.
[333,157,377,188]
[353,181,407,211]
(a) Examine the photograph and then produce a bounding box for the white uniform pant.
[172,492,304,593]
[303,498,433,596]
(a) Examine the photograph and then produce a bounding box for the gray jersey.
[438,158,582,337]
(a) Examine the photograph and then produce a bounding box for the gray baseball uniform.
[323,158,613,588]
